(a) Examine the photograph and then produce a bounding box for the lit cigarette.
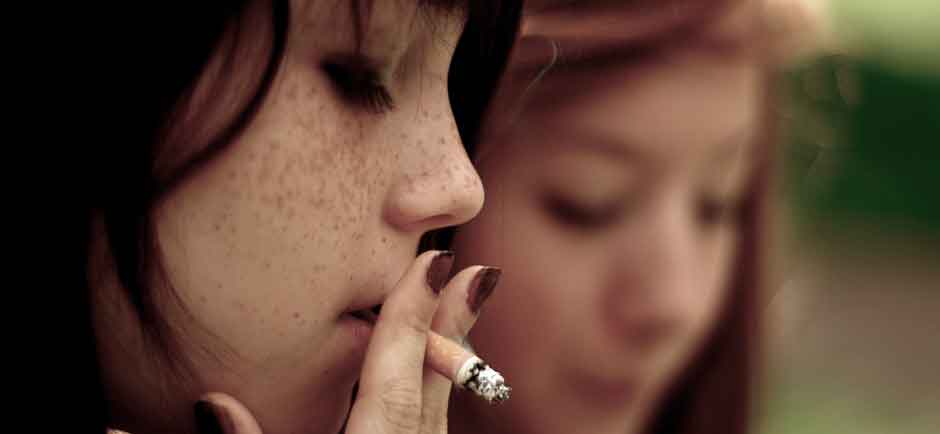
[352,308,511,404]
[426,331,511,405]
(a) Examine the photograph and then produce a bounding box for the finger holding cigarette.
[422,263,506,434]
[345,251,510,434]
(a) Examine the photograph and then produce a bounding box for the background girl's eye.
[322,58,395,114]
[542,194,622,230]
[695,196,742,229]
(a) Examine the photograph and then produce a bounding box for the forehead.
[292,0,467,48]
[519,49,761,163]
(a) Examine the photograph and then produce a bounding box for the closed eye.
[696,195,743,229]
[543,194,624,231]
[322,54,395,114]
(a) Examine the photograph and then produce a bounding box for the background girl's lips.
[603,313,683,354]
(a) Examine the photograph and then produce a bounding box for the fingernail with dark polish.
[194,400,227,434]
[467,267,501,314]
[426,251,455,294]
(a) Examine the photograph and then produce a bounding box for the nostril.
[404,215,457,232]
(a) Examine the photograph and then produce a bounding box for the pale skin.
[448,10,762,434]
[91,1,501,434]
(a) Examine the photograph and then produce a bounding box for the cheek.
[153,66,394,363]
[701,228,739,314]
[455,172,594,351]
[675,228,740,349]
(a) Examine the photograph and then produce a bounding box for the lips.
[338,303,383,351]
[346,304,382,324]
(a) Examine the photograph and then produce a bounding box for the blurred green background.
[760,1,939,433]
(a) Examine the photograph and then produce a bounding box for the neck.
[89,221,201,434]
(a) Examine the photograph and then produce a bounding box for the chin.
[245,364,359,434]
[264,389,354,434]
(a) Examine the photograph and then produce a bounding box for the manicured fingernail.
[467,267,501,314]
[194,400,228,434]
[426,251,455,294]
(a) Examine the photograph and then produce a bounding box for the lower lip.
[338,313,375,352]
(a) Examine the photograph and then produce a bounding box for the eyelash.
[322,58,395,114]
[696,196,742,229]
[543,195,623,231]
[545,195,743,232]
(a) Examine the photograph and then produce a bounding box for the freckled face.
[153,1,482,432]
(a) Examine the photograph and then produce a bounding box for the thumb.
[194,393,264,434]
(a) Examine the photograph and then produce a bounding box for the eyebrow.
[529,121,752,169]
[528,123,643,164]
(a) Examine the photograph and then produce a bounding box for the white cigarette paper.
[425,331,511,405]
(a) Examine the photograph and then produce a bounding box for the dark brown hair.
[49,1,521,432]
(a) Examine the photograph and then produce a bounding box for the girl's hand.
[344,250,497,434]
[114,250,498,434]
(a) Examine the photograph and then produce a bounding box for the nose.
[382,123,485,234]
[609,193,701,311]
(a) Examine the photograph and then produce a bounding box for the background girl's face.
[101,1,483,433]
[450,46,760,432]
